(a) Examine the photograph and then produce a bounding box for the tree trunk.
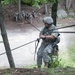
[18,0,21,20]
[44,3,48,14]
[71,0,75,10]
[0,4,15,68]
[51,0,58,26]
[66,0,72,12]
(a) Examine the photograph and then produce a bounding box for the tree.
[0,2,15,68]
[18,0,22,20]
[65,0,72,12]
[51,0,58,26]
[43,3,48,14]
[1,0,58,25]
[72,0,75,10]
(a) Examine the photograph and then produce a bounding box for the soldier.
[28,13,33,24]
[37,17,59,69]
[13,12,19,21]
[32,11,36,18]
[21,11,26,19]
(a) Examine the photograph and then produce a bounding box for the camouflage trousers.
[37,44,53,67]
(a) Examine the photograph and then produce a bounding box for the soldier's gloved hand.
[36,38,40,42]
[39,35,46,40]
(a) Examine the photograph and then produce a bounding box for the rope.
[34,38,40,60]
[30,23,75,32]
[30,24,40,31]
[12,40,37,51]
[52,31,75,33]
[0,39,38,56]
[57,24,75,30]
[0,24,75,56]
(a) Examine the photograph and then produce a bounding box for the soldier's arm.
[45,29,59,40]
[45,35,55,40]
[39,27,45,39]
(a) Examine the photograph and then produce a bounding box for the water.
[0,26,75,68]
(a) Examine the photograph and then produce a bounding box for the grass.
[47,67,75,75]
[2,73,12,75]
[58,43,75,67]
[25,43,75,68]
[2,43,74,75]
[1,67,75,75]
[68,44,75,66]
[24,64,37,68]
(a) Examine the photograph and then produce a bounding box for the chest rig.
[42,27,53,36]
[42,27,54,43]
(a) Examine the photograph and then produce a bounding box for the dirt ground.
[4,4,75,30]
[0,67,75,75]
[0,68,50,75]
[1,4,75,75]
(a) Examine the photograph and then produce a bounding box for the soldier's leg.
[42,44,53,68]
[37,45,45,68]
[42,50,50,68]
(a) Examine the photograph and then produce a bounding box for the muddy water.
[0,26,75,68]
[0,28,41,68]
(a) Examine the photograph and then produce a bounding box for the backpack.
[51,34,60,56]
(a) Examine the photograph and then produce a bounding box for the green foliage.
[0,0,64,9]
[22,0,33,5]
[23,0,31,3]
[59,43,75,67]
[48,0,56,3]
[58,0,64,3]
[1,0,10,5]
[48,55,61,68]
[22,0,48,7]
[39,0,47,3]
[32,2,40,8]
[10,0,18,4]
[1,0,60,7]
[25,64,37,68]
[68,44,75,62]
[1,0,18,5]
[48,67,75,75]
[2,73,12,75]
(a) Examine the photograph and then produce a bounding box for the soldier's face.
[44,23,51,28]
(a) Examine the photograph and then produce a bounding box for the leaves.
[1,0,10,4]
[1,0,58,7]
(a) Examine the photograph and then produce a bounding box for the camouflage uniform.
[37,24,59,67]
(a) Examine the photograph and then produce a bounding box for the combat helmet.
[43,17,53,25]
